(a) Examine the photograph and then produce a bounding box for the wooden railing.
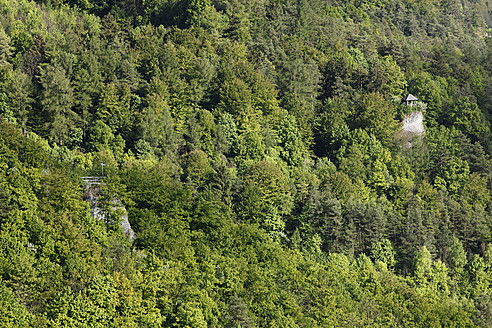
[81,176,103,188]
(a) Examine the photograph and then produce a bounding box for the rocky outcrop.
[398,111,425,148]
[86,189,135,240]
[402,111,425,136]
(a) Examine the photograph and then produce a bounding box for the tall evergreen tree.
[39,63,77,146]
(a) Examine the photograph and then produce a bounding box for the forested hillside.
[1,0,492,326]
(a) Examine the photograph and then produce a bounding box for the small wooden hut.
[402,93,418,106]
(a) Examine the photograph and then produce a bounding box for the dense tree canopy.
[0,0,491,326]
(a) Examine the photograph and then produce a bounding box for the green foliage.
[448,237,467,281]
[182,149,214,189]
[0,279,32,327]
[370,238,396,269]
[446,97,489,141]
[39,63,77,146]
[413,246,451,296]
[408,72,449,127]
[140,82,179,156]
[240,160,292,234]
[0,0,491,325]
[357,92,401,145]
[6,69,34,133]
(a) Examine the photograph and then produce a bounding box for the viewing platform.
[81,176,104,189]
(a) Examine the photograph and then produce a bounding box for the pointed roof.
[402,93,418,102]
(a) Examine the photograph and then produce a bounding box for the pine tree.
[39,63,77,146]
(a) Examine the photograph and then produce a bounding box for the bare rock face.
[402,111,425,136]
[119,210,136,241]
[398,111,425,148]
[87,191,135,240]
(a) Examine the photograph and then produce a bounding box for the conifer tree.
[39,63,77,146]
